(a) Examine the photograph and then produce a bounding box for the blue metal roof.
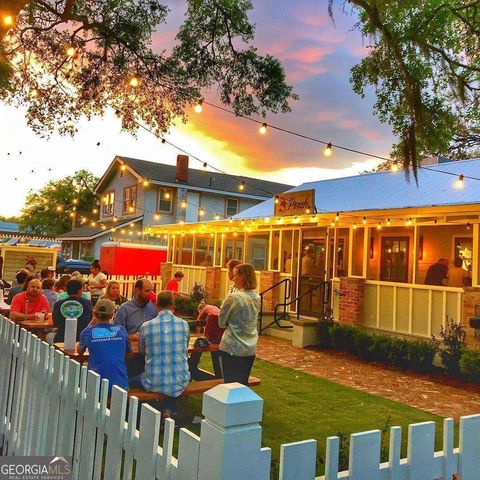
[234,158,480,219]
[0,221,19,233]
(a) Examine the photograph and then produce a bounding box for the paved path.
[257,336,480,419]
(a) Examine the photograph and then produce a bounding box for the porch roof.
[234,158,480,219]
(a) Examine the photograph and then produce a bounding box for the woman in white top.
[87,261,107,304]
[219,263,260,385]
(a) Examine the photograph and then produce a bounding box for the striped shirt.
[138,309,190,397]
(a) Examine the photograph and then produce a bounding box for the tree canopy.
[19,170,99,235]
[330,0,480,176]
[0,0,296,136]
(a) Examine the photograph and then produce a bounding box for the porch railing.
[363,280,464,338]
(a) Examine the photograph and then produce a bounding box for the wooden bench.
[129,376,261,402]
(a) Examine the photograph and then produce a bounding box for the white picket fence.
[1,314,480,479]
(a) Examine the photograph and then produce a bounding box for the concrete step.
[262,325,293,341]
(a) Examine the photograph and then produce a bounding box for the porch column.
[463,288,480,347]
[338,277,365,326]
[362,227,370,278]
[160,262,173,289]
[412,225,419,284]
[205,266,222,302]
[473,224,479,288]
[259,271,280,312]
[348,227,354,276]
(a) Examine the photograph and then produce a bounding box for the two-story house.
[58,154,293,259]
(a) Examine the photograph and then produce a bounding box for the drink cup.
[36,312,45,323]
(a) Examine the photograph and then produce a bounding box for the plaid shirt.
[138,309,190,397]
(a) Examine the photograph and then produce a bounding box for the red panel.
[100,244,167,276]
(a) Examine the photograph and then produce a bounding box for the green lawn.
[172,357,447,476]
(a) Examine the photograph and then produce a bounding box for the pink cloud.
[282,46,333,64]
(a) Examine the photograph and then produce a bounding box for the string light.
[72,199,78,205]
[391,162,399,172]
[274,196,279,205]
[353,223,357,229]
[335,212,340,222]
[305,208,311,214]
[164,192,171,199]
[293,216,299,223]
[215,213,220,220]
[386,218,391,225]
[199,208,205,217]
[194,100,203,113]
[113,216,118,222]
[330,220,335,227]
[181,200,187,208]
[3,15,13,26]
[324,143,333,157]
[56,206,63,212]
[128,207,135,213]
[69,212,75,218]
[454,174,465,189]
[143,179,149,187]
[377,223,382,230]
[467,223,471,231]
[129,77,139,88]
[120,164,127,172]
[179,220,184,225]
[154,213,160,220]
[406,218,413,226]
[259,123,268,135]
[130,223,134,228]
[92,208,98,214]
[238,181,245,191]
[264,217,270,223]
[362,217,367,224]
[91,221,97,227]
[66,46,76,58]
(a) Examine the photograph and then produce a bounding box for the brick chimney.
[176,155,189,182]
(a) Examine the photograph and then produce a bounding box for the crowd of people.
[4,258,261,417]
[424,257,470,287]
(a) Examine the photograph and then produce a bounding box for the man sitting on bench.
[129,290,190,417]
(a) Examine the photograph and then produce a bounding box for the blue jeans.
[128,375,177,415]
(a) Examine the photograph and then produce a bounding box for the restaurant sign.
[274,189,316,217]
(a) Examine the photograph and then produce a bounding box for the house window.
[103,191,114,217]
[123,185,137,214]
[381,237,409,283]
[455,237,473,271]
[225,198,239,217]
[158,187,173,212]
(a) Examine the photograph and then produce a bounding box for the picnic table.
[54,334,219,363]
[18,317,54,338]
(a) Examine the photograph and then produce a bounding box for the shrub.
[460,350,480,380]
[432,319,467,375]
[323,323,435,373]
[317,308,335,349]
[190,282,207,304]
[173,296,197,316]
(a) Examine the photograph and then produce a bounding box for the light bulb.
[454,175,464,189]
[391,162,399,172]
[215,213,220,220]
[238,181,245,191]
[353,223,357,229]
[164,192,170,199]
[129,207,134,213]
[92,208,98,214]
[66,46,76,57]
[259,123,268,135]
[143,179,149,187]
[386,218,391,225]
[377,223,382,230]
[264,217,270,223]
[3,15,14,26]
[335,212,340,222]
[274,196,279,204]
[72,198,78,205]
[199,209,205,217]
[181,200,187,208]
[120,164,127,172]
[362,217,367,224]
[129,77,139,87]
[56,206,63,212]
[324,143,333,157]
[69,212,75,218]
[194,100,203,113]
[31,89,39,98]
[306,208,310,214]
[154,213,160,220]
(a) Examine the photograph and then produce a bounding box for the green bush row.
[320,322,436,373]
[460,350,480,380]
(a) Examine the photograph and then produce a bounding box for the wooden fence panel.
[2,315,480,480]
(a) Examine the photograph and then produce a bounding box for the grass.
[169,357,447,477]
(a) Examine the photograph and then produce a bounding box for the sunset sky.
[0,0,394,217]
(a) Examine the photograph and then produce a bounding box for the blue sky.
[0,0,394,216]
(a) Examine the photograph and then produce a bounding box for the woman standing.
[102,281,127,306]
[218,263,260,385]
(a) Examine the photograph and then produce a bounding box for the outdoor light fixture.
[467,223,471,231]
[241,220,245,225]
[194,100,203,113]
[129,77,139,87]
[454,174,465,189]
[324,143,333,157]
[130,223,134,228]
[259,123,268,135]
[293,217,299,223]
[238,181,245,191]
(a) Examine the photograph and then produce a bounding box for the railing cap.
[202,383,264,427]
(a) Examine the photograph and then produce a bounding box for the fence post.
[198,383,271,480]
